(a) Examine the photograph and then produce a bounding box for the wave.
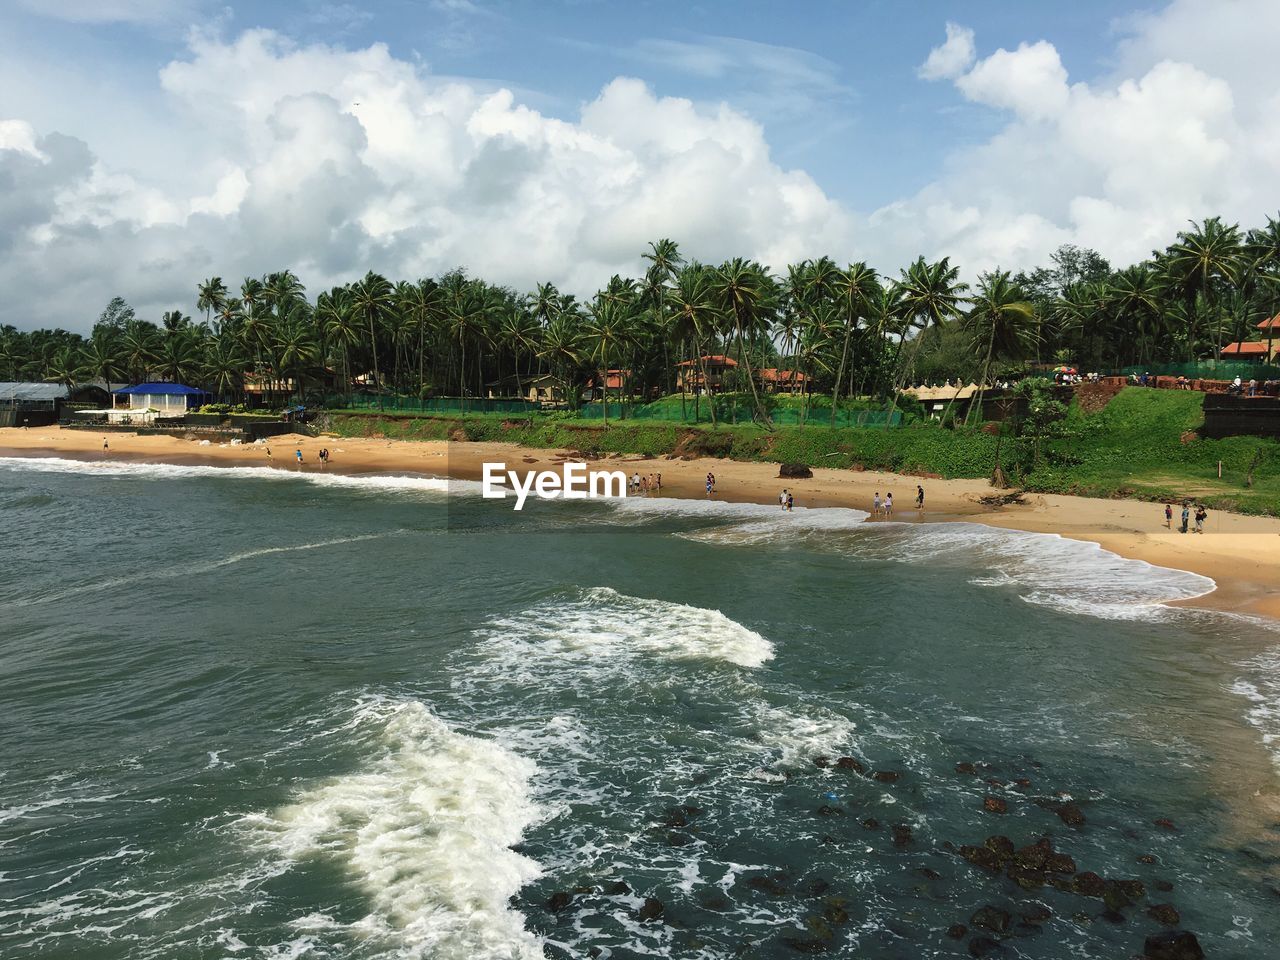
[248,698,545,960]
[480,586,775,670]
[0,455,460,495]
[1233,648,1280,774]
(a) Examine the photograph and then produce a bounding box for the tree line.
[2,214,1278,427]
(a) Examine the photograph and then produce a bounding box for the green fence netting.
[1113,361,1280,380]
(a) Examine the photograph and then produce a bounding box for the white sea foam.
[744,702,859,765]
[0,454,464,496]
[1232,648,1280,773]
[249,698,544,960]
[481,586,774,670]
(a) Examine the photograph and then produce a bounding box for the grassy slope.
[325,388,1280,515]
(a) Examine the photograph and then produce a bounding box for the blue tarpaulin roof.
[113,382,209,395]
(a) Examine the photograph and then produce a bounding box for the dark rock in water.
[746,873,790,897]
[547,891,574,913]
[946,924,968,939]
[1101,908,1126,924]
[1153,880,1174,893]
[956,762,978,775]
[1046,852,1077,874]
[892,824,914,846]
[822,902,850,924]
[1007,865,1046,891]
[1138,854,1158,865]
[638,897,664,921]
[784,938,828,954]
[968,935,1006,957]
[806,879,831,896]
[1103,883,1133,912]
[1020,905,1053,925]
[986,777,1008,788]
[1072,872,1107,897]
[816,805,844,818]
[1014,839,1051,871]
[1147,903,1181,926]
[779,462,813,479]
[663,809,689,827]
[835,756,865,773]
[1047,876,1074,892]
[983,796,1008,814]
[604,880,631,895]
[861,818,880,831]
[960,845,1004,873]
[1057,803,1086,828]
[873,770,901,783]
[1013,778,1032,790]
[970,905,1012,933]
[665,831,693,847]
[1143,930,1204,960]
[985,835,1015,861]
[813,756,830,769]
[699,891,731,912]
[588,948,602,959]
[917,867,941,881]
[1154,818,1177,831]
[1116,879,1146,900]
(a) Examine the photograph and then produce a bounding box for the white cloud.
[0,28,850,330]
[918,22,975,81]
[888,3,1280,276]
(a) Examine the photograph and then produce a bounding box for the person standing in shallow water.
[872,491,881,518]
[884,492,893,517]
[916,485,925,510]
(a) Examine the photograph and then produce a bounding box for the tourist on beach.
[873,491,881,517]
[266,447,272,462]
[1180,502,1190,534]
[916,485,925,510]
[1194,504,1207,534]
[705,473,713,497]
[102,437,108,453]
[655,473,662,492]
[295,449,303,465]
[631,471,640,492]
[1163,502,1172,528]
[786,491,794,512]
[710,472,716,492]
[885,492,893,517]
[780,488,788,510]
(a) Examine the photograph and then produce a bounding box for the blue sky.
[2,0,1278,331]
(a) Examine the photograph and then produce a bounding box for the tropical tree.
[1161,216,1244,359]
[961,270,1037,423]
[710,258,777,426]
[351,271,394,404]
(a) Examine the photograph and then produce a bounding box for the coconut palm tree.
[351,271,394,405]
[666,263,718,424]
[583,294,634,426]
[317,288,358,398]
[961,270,1037,424]
[197,277,228,327]
[498,305,543,401]
[892,256,968,404]
[709,258,777,426]
[120,320,159,384]
[80,333,125,392]
[203,335,249,402]
[1107,264,1163,364]
[830,261,880,424]
[1161,216,1244,359]
[538,314,583,406]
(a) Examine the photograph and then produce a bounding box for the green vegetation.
[325,386,1280,516]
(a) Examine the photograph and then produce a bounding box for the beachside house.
[486,374,563,403]
[756,368,809,394]
[0,382,112,427]
[1220,341,1278,363]
[675,355,738,394]
[111,383,210,422]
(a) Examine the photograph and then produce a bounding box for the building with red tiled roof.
[755,368,809,393]
[676,355,738,394]
[1220,341,1276,361]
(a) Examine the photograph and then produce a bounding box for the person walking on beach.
[655,473,662,492]
[295,448,303,466]
[884,492,893,518]
[1180,502,1190,534]
[1194,504,1207,534]
[916,485,925,510]
[1164,502,1172,529]
[786,491,794,512]
[780,488,788,510]
[266,446,273,463]
[705,473,713,497]
[872,491,881,518]
[102,437,109,455]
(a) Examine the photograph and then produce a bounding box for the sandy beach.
[4,425,1279,621]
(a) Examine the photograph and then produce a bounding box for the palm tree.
[666,263,718,424]
[891,256,968,408]
[197,277,228,327]
[203,335,248,402]
[710,258,777,426]
[499,306,543,401]
[1162,216,1244,359]
[1107,264,1163,364]
[1248,213,1280,359]
[120,320,158,384]
[962,270,1037,424]
[317,288,358,398]
[583,295,633,425]
[351,271,394,405]
[538,314,583,406]
[80,333,125,391]
[830,261,880,424]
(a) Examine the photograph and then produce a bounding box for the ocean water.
[2,454,1279,959]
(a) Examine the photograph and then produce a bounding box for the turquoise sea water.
[1,454,1279,959]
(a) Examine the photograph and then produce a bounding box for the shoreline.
[4,426,1279,622]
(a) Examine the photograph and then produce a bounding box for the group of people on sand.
[705,472,716,496]
[869,485,926,519]
[629,471,661,495]
[265,446,331,466]
[1164,500,1208,534]
[778,489,794,511]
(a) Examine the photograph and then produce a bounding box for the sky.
[2,0,1279,333]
